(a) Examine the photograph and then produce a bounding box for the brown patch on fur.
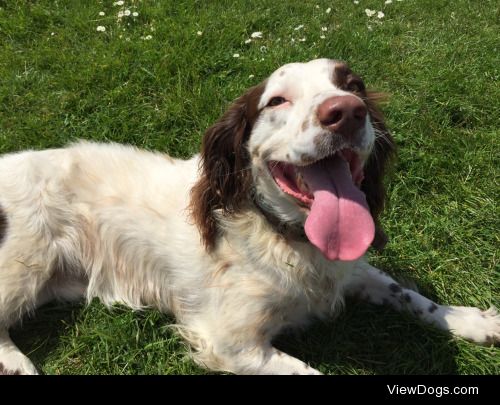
[331,61,367,96]
[0,204,7,247]
[331,59,388,202]
[301,120,309,132]
[189,81,267,251]
[361,91,396,251]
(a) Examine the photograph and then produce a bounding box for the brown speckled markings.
[252,146,260,158]
[0,204,7,247]
[301,120,309,132]
[300,154,317,164]
[389,283,402,294]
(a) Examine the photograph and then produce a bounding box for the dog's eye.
[267,96,287,107]
[346,77,365,93]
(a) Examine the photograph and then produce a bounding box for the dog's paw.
[445,306,500,345]
[0,352,39,375]
[290,366,323,375]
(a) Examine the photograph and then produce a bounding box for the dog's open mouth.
[268,149,375,262]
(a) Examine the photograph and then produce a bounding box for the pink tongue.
[300,155,375,261]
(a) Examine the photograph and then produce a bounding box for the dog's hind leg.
[343,261,500,345]
[0,257,49,375]
[0,221,59,374]
[0,257,86,375]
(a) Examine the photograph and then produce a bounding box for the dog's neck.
[251,192,308,243]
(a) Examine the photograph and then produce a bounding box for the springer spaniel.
[0,59,498,375]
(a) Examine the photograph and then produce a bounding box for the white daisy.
[365,9,376,17]
[251,31,263,38]
[99,11,105,16]
[233,53,240,58]
[197,31,203,36]
[132,12,139,17]
[326,7,331,13]
[113,1,124,6]
[244,39,252,44]
[377,11,385,18]
[124,9,131,16]
[96,26,106,32]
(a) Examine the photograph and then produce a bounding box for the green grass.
[1,0,499,374]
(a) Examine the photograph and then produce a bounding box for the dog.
[0,58,498,375]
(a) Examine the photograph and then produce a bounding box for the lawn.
[0,0,498,374]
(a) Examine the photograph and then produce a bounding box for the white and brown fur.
[0,59,498,375]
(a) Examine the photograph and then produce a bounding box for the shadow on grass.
[10,302,85,374]
[274,302,460,375]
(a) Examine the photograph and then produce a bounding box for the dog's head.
[190,59,395,261]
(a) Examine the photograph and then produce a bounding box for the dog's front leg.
[343,261,500,345]
[212,344,322,375]
[190,309,321,374]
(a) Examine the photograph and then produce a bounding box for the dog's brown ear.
[190,83,266,251]
[362,91,396,251]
